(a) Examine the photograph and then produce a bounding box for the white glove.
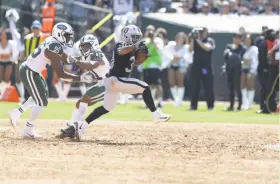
[80,71,95,84]
[5,9,19,22]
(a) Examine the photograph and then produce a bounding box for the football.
[135,49,148,66]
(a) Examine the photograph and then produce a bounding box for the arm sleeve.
[9,21,22,49]
[250,46,259,74]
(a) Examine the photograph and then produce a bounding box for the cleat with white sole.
[73,120,88,141]
[22,127,42,139]
[153,110,171,123]
[8,109,21,128]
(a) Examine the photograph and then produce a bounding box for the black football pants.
[190,67,214,109]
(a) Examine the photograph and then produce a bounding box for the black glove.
[136,41,150,56]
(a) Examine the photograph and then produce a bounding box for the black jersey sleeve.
[48,42,63,55]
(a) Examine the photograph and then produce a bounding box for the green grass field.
[1,100,278,124]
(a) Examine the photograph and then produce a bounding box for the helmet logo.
[57,24,67,30]
[123,28,129,34]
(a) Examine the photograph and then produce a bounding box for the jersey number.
[125,56,135,73]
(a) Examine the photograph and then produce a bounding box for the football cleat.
[58,126,75,139]
[8,109,21,128]
[153,110,171,123]
[73,120,88,141]
[22,127,42,139]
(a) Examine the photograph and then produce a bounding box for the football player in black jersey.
[61,25,171,141]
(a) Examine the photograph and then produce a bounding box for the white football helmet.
[121,25,143,45]
[79,34,99,57]
[52,22,74,48]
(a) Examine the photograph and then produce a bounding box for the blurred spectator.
[206,0,219,13]
[223,33,245,111]
[263,1,275,15]
[241,34,259,110]
[221,1,230,15]
[257,29,278,113]
[238,27,247,40]
[229,0,238,14]
[238,1,251,15]
[139,0,155,13]
[256,29,275,112]
[200,3,209,14]
[272,0,279,14]
[154,28,170,100]
[0,29,18,98]
[140,26,164,108]
[189,27,215,110]
[264,35,279,113]
[144,25,156,37]
[256,26,268,46]
[113,0,134,15]
[164,32,192,107]
[250,0,264,14]
[6,9,26,101]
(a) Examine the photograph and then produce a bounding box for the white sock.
[54,82,64,99]
[157,97,162,105]
[241,89,248,109]
[70,102,88,122]
[63,82,71,99]
[18,97,35,113]
[79,102,88,116]
[170,87,178,104]
[248,90,255,108]
[79,84,87,95]
[119,93,128,104]
[70,108,82,122]
[177,87,185,105]
[28,106,44,126]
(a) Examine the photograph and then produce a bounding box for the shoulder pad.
[48,42,63,55]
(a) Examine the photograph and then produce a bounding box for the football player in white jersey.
[57,34,110,138]
[8,23,95,139]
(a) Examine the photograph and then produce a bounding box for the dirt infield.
[0,120,279,184]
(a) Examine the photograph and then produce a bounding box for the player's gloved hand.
[5,9,19,22]
[134,40,146,50]
[135,41,150,57]
[80,71,95,84]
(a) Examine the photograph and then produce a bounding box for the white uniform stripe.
[118,77,148,87]
[29,70,43,106]
[90,92,105,100]
[26,69,39,105]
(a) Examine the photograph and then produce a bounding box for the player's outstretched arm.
[45,49,80,82]
[76,53,105,70]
